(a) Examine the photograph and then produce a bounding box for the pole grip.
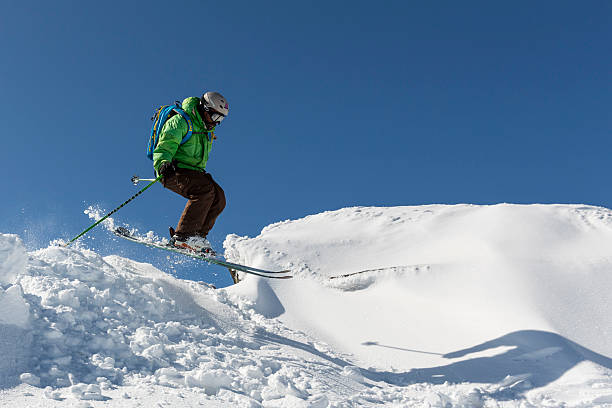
[65,175,162,246]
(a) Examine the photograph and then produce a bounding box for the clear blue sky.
[1,1,610,287]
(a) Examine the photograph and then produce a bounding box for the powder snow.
[0,204,611,407]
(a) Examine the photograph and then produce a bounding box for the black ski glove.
[158,161,176,178]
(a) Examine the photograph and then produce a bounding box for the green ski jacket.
[153,97,213,175]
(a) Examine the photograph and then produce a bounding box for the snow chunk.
[261,370,307,401]
[184,369,232,395]
[19,373,40,386]
[0,234,27,284]
[341,365,365,383]
[44,386,63,400]
[70,383,106,401]
[0,284,30,328]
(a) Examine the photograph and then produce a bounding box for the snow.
[0,234,27,285]
[0,204,611,406]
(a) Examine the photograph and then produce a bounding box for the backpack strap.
[171,103,193,145]
[192,129,216,142]
[147,105,173,160]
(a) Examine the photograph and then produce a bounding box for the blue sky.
[1,1,610,287]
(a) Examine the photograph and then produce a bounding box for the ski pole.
[65,174,162,246]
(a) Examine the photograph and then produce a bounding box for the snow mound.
[224,204,612,406]
[18,242,365,404]
[1,203,611,406]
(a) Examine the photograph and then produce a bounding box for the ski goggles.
[209,112,225,124]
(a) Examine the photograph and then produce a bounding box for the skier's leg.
[199,174,226,237]
[162,169,215,237]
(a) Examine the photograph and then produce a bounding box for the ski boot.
[169,227,216,256]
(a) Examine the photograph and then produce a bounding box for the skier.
[153,91,229,254]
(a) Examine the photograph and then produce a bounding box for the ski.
[113,227,292,279]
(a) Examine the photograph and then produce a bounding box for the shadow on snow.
[361,330,612,398]
[249,328,612,399]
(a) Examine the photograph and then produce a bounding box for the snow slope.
[0,204,611,407]
[225,204,612,404]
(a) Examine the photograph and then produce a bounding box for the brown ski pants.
[161,167,226,238]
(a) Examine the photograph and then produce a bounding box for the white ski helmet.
[201,91,229,117]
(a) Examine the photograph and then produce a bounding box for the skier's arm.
[153,115,188,174]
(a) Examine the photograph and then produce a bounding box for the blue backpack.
[146,101,194,161]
